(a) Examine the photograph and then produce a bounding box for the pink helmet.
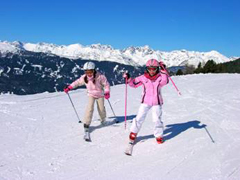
[146,59,159,67]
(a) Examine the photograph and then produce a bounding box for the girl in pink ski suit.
[124,59,169,144]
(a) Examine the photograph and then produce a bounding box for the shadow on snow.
[89,115,136,132]
[136,120,206,143]
[110,114,136,123]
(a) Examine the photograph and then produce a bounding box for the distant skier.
[64,61,110,141]
[123,59,169,155]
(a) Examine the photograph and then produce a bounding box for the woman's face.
[85,70,94,77]
[147,67,158,76]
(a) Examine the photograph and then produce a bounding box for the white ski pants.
[130,104,164,138]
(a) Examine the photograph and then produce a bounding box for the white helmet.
[83,61,95,70]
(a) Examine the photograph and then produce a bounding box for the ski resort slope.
[0,74,240,180]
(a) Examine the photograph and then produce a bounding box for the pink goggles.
[147,67,158,72]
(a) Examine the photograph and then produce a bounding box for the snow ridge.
[0,41,234,67]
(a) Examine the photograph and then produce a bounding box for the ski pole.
[162,66,182,96]
[66,93,82,123]
[124,77,128,129]
[204,126,215,143]
[168,76,182,96]
[107,99,119,123]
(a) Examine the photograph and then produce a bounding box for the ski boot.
[156,137,164,144]
[125,132,137,156]
[83,124,91,142]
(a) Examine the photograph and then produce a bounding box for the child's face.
[147,67,158,76]
[85,70,94,77]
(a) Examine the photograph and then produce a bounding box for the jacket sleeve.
[128,75,143,88]
[159,72,169,87]
[70,75,85,89]
[100,74,110,92]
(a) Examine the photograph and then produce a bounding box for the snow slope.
[0,74,240,180]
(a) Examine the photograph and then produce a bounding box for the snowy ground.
[1,74,240,180]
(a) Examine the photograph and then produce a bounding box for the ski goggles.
[147,67,158,72]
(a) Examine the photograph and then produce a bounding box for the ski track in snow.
[0,74,240,180]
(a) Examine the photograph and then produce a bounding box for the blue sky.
[1,0,240,57]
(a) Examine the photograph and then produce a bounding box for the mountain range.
[0,41,238,95]
[0,41,237,67]
[0,50,144,95]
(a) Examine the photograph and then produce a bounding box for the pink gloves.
[64,85,73,93]
[159,61,168,74]
[104,92,110,99]
[159,61,166,70]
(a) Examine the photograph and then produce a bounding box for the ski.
[125,141,134,156]
[101,119,119,126]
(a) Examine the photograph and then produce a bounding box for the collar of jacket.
[87,75,94,80]
[144,71,160,81]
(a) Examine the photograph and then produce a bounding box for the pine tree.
[194,62,203,73]
[176,69,183,75]
[203,60,217,73]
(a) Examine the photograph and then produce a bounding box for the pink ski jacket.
[70,72,110,98]
[128,72,169,106]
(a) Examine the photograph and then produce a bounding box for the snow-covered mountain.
[0,50,145,95]
[0,41,234,67]
[1,74,240,180]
